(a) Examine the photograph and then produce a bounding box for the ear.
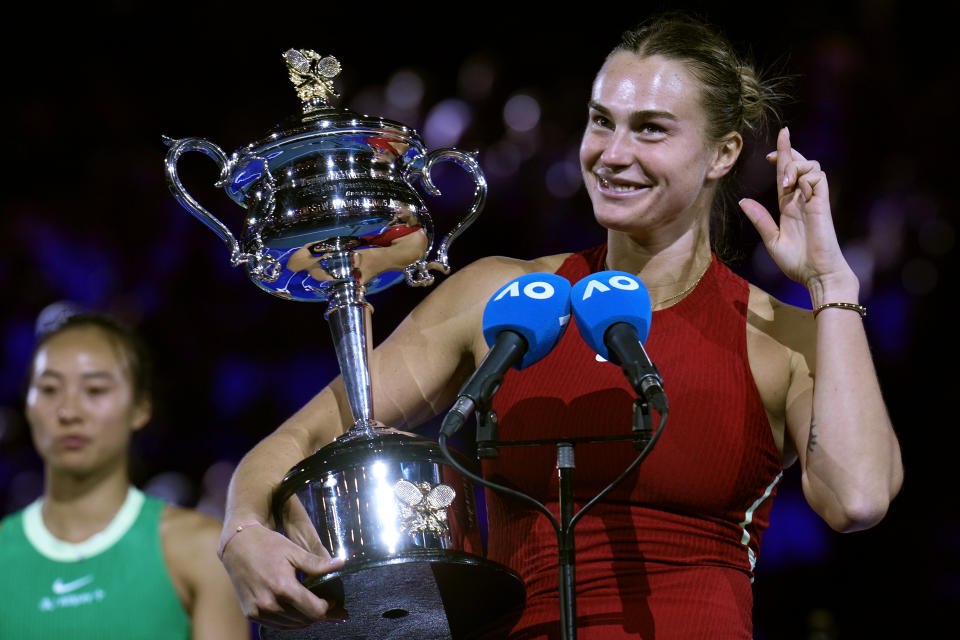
[707,132,743,180]
[130,398,152,432]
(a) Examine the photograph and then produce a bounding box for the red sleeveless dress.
[481,245,783,639]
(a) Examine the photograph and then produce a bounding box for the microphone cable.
[438,404,668,537]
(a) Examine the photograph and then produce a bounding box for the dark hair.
[32,312,153,405]
[613,12,789,260]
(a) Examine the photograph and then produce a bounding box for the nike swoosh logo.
[52,575,94,595]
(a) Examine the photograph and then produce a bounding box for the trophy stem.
[324,251,377,439]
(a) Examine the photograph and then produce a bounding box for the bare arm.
[161,507,251,640]
[218,256,538,627]
[740,128,903,532]
[783,279,903,532]
[216,387,348,628]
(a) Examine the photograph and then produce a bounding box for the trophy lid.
[239,49,421,155]
[164,47,487,307]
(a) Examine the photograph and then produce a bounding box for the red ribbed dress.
[482,245,783,639]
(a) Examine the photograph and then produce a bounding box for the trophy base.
[259,552,525,640]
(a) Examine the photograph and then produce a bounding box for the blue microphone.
[440,273,571,437]
[571,271,668,413]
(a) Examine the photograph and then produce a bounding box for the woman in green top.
[0,312,250,639]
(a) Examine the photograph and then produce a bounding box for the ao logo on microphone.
[493,279,559,301]
[570,270,653,360]
[578,274,641,300]
[483,272,572,369]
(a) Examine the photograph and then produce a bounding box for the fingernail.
[765,151,775,159]
[737,198,746,205]
[781,175,790,188]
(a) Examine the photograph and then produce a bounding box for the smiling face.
[26,326,150,478]
[579,52,741,242]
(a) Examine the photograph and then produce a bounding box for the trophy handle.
[404,149,487,286]
[163,136,281,281]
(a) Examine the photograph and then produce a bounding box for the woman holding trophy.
[0,312,250,639]
[216,13,903,638]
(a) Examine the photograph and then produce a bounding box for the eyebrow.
[587,101,678,122]
[35,370,117,382]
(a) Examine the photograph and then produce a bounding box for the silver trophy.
[164,50,523,639]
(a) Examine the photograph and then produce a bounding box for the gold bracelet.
[812,302,867,318]
[217,520,263,560]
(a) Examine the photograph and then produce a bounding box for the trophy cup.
[165,49,524,639]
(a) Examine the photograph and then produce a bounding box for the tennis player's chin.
[591,202,658,236]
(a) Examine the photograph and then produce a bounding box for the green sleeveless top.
[0,488,191,639]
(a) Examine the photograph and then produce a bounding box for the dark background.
[1,1,954,637]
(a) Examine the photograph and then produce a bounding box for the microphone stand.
[556,441,576,638]
[440,391,667,640]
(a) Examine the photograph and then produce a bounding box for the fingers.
[290,545,345,576]
[284,497,328,555]
[782,159,823,201]
[765,127,825,202]
[254,545,344,624]
[738,198,780,247]
[766,127,807,164]
[775,126,792,177]
[244,587,333,629]
[796,168,825,202]
[221,525,346,628]
[236,564,331,628]
[241,553,343,628]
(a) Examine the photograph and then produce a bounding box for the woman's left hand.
[738,127,855,296]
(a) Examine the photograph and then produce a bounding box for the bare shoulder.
[439,253,573,295]
[404,253,573,330]
[530,253,574,273]
[161,505,222,574]
[368,252,575,428]
[162,504,221,547]
[160,505,227,603]
[161,505,251,637]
